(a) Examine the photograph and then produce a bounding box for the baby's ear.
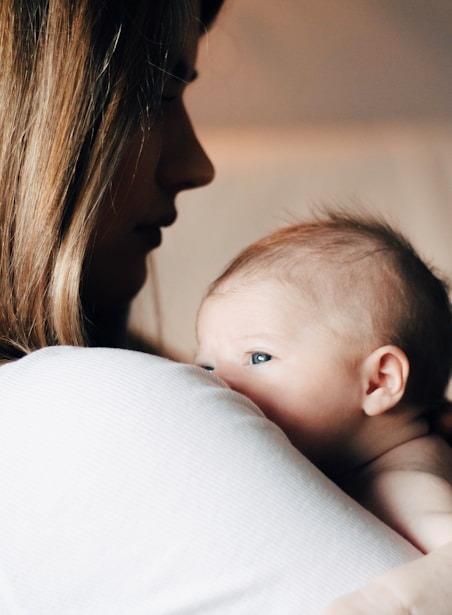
[361,345,409,417]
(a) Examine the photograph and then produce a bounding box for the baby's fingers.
[321,585,409,615]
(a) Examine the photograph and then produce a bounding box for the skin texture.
[196,274,452,615]
[85,2,214,317]
[322,542,452,615]
[196,278,368,474]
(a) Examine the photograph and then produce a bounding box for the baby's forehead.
[205,254,389,324]
[209,274,297,300]
[205,277,332,335]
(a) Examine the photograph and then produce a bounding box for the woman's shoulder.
[2,344,197,379]
[1,345,217,387]
[0,346,421,614]
[0,346,176,402]
[0,345,263,433]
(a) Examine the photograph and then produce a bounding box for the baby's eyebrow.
[238,330,287,345]
[239,333,274,343]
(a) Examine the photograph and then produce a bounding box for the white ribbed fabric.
[0,346,419,614]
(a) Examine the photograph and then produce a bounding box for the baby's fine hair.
[207,210,452,409]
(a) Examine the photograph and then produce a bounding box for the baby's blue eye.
[201,365,215,372]
[250,352,272,365]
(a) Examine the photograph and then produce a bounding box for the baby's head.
[196,211,452,469]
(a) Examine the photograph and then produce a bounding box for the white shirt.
[0,346,419,614]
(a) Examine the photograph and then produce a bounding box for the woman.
[0,0,216,352]
[0,1,437,613]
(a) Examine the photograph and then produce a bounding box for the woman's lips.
[134,211,177,251]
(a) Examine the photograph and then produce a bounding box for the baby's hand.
[322,541,452,615]
[321,584,409,615]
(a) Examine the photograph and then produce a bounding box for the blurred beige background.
[131,0,452,362]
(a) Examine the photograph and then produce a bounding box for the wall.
[130,1,452,369]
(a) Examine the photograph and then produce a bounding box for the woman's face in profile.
[84,0,214,316]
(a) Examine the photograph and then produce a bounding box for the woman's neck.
[86,306,130,348]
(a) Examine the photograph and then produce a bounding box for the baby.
[195,211,452,613]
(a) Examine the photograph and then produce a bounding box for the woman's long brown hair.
[0,0,223,360]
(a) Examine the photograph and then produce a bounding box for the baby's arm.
[356,435,452,552]
[322,435,452,614]
[322,541,452,615]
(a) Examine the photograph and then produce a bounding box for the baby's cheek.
[247,387,286,422]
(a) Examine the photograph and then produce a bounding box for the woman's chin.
[114,265,148,309]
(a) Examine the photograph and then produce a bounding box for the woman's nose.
[157,102,215,193]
